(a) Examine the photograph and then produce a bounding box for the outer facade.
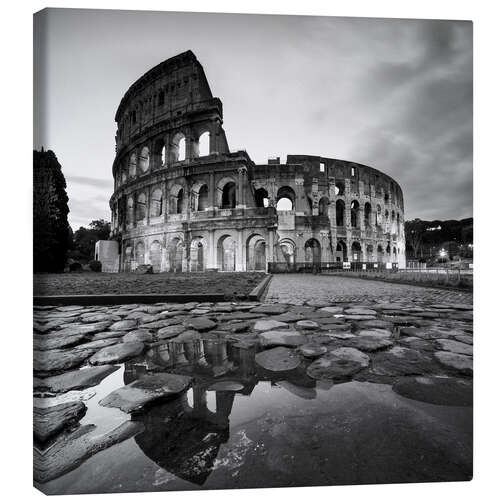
[109,51,405,272]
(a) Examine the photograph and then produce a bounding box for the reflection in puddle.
[37,338,473,494]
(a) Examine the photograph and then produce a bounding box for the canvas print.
[33,8,473,495]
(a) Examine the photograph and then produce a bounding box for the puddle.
[36,338,473,494]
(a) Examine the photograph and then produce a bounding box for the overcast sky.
[35,8,472,229]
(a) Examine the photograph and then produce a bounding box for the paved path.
[265,274,473,305]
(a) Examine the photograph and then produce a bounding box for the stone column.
[236,229,244,271]
[207,229,216,269]
[209,171,215,210]
[237,167,245,209]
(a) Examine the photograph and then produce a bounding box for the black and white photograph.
[29,5,478,496]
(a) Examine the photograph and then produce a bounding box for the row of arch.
[123,178,239,224]
[122,233,267,273]
[255,185,402,231]
[278,238,401,265]
[117,131,211,186]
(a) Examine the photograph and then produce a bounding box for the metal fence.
[267,261,398,273]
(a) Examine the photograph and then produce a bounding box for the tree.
[72,219,111,262]
[33,149,70,272]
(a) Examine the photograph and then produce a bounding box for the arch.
[366,244,374,262]
[217,235,236,271]
[121,168,127,185]
[124,245,133,272]
[305,238,321,266]
[377,244,384,260]
[336,199,345,226]
[392,247,397,262]
[278,238,296,266]
[335,180,345,196]
[336,240,347,262]
[376,205,382,226]
[198,131,210,157]
[170,132,186,162]
[150,240,162,272]
[351,241,362,261]
[167,237,183,272]
[255,188,269,208]
[246,234,266,271]
[135,241,145,266]
[386,243,391,254]
[128,152,137,177]
[170,184,184,214]
[150,188,163,217]
[350,200,360,228]
[190,237,206,272]
[318,196,329,216]
[136,192,147,221]
[364,202,372,228]
[127,195,134,223]
[220,181,236,209]
[197,184,209,211]
[139,146,150,173]
[276,186,296,211]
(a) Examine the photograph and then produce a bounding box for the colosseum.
[106,50,406,273]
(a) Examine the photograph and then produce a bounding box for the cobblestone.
[265,274,473,305]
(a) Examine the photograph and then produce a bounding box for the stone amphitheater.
[103,51,406,273]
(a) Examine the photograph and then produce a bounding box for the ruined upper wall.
[252,155,404,210]
[114,51,222,149]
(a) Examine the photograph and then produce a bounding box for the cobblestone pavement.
[265,274,473,305]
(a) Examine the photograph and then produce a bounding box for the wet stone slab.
[32,293,473,494]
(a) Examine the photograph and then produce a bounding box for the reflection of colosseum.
[108,50,405,272]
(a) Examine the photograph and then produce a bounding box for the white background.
[1,1,498,499]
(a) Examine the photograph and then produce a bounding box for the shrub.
[88,260,102,272]
[69,262,83,272]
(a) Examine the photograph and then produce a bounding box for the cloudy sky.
[35,8,472,229]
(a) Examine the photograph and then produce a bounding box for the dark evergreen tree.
[33,149,70,272]
[71,219,111,262]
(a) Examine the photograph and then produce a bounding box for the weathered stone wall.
[109,51,405,272]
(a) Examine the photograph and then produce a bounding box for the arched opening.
[170,133,186,163]
[279,240,296,267]
[384,193,389,204]
[217,235,236,271]
[366,244,374,262]
[397,212,401,235]
[393,247,397,262]
[151,188,163,217]
[255,188,269,208]
[128,152,137,177]
[135,242,145,266]
[127,196,134,224]
[364,203,372,228]
[139,146,149,173]
[121,169,127,185]
[136,193,147,221]
[124,246,133,272]
[318,197,329,216]
[221,182,236,209]
[246,234,266,271]
[161,145,166,166]
[377,244,384,261]
[376,205,382,226]
[351,241,362,261]
[176,189,184,214]
[350,200,360,228]
[190,238,205,272]
[168,238,183,272]
[336,241,347,262]
[386,243,391,255]
[334,180,345,196]
[150,241,162,272]
[336,200,345,226]
[305,238,321,266]
[197,184,209,211]
[276,186,296,211]
[198,131,210,157]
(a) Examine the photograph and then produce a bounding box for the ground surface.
[34,272,264,297]
[265,274,473,304]
[33,282,473,494]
